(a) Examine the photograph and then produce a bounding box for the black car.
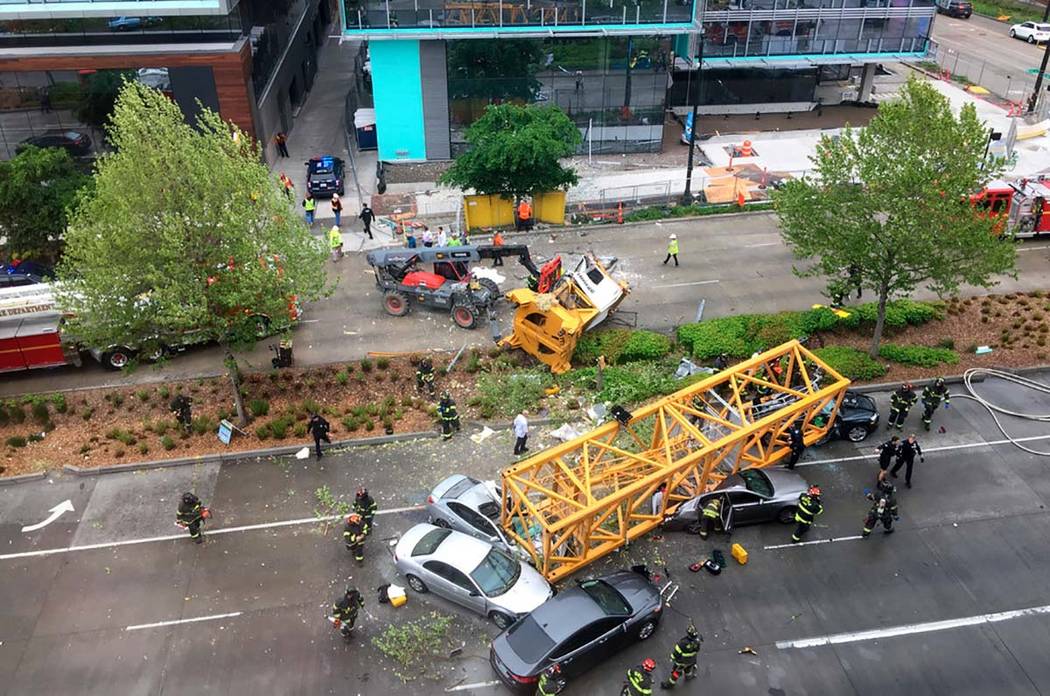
[0,261,54,288]
[935,0,972,18]
[822,390,879,443]
[490,569,663,690]
[17,131,92,157]
[305,155,345,197]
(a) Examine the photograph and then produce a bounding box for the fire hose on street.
[956,368,1050,457]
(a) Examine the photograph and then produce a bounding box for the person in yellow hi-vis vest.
[663,234,679,266]
[328,225,343,261]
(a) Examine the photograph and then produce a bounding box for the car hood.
[762,469,808,498]
[604,570,661,612]
[490,563,553,615]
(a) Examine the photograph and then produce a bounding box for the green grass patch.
[812,346,888,381]
[971,0,1043,22]
[878,344,960,367]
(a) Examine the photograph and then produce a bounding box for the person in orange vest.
[492,230,505,266]
[279,172,294,200]
[516,198,533,231]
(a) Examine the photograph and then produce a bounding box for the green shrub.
[618,330,672,364]
[111,393,125,408]
[293,422,307,438]
[878,344,959,367]
[838,300,942,330]
[30,401,50,425]
[51,394,68,413]
[255,424,271,439]
[81,406,95,421]
[342,416,359,432]
[573,329,633,365]
[562,361,681,405]
[937,338,956,350]
[364,419,375,432]
[135,389,150,402]
[376,357,390,370]
[248,399,270,417]
[474,369,553,417]
[0,406,8,427]
[159,386,170,399]
[336,370,350,385]
[269,416,292,439]
[360,358,373,373]
[812,346,888,381]
[190,417,216,436]
[138,443,150,455]
[6,436,27,448]
[7,403,25,424]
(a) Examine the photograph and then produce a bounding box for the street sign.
[218,420,234,445]
[1027,68,1050,78]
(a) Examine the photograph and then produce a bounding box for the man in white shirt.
[437,226,448,247]
[513,410,529,455]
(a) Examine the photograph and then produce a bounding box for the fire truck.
[973,177,1050,238]
[0,284,82,373]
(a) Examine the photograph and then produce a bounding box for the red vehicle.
[0,285,81,373]
[972,177,1050,238]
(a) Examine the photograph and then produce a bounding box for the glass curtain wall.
[701,12,930,56]
[0,11,243,48]
[446,36,672,155]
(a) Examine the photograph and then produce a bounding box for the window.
[738,469,774,497]
[580,579,631,616]
[470,548,522,596]
[728,491,762,505]
[449,501,499,536]
[424,560,476,592]
[507,616,556,662]
[443,476,480,499]
[551,617,624,658]
[412,528,451,556]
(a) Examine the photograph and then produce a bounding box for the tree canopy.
[439,104,581,198]
[774,76,1017,356]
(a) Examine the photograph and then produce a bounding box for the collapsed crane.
[499,340,850,582]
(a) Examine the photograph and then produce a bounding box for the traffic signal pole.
[1027,1,1050,114]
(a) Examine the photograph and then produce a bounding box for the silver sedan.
[393,523,552,629]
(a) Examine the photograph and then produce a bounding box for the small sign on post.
[217,419,234,446]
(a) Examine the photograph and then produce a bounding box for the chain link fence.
[912,39,1040,109]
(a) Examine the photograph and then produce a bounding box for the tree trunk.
[868,281,890,358]
[224,347,249,427]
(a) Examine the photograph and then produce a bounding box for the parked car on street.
[17,131,92,157]
[935,0,972,18]
[426,474,540,561]
[826,390,880,443]
[305,155,345,197]
[662,467,809,533]
[1,261,54,287]
[490,568,663,690]
[393,524,552,629]
[1010,21,1050,43]
[107,16,162,31]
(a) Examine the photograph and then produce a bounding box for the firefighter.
[170,395,193,433]
[437,392,460,440]
[622,658,656,696]
[176,491,207,544]
[536,663,566,695]
[862,478,899,537]
[792,485,823,544]
[921,377,950,431]
[307,411,332,460]
[415,357,436,395]
[875,436,900,473]
[886,383,917,430]
[354,486,377,534]
[786,422,805,470]
[890,434,924,489]
[698,497,722,540]
[344,513,367,562]
[660,624,702,689]
[714,353,729,371]
[331,586,365,639]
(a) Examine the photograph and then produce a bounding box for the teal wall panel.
[370,40,427,161]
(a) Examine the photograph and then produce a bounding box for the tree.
[439,104,581,198]
[774,76,1016,357]
[77,70,134,131]
[0,146,90,261]
[57,81,328,425]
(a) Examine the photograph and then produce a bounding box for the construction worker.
[170,394,193,433]
[663,234,679,266]
[890,433,924,488]
[331,586,365,640]
[437,392,460,440]
[354,486,377,534]
[622,658,656,696]
[660,625,702,689]
[536,663,566,695]
[886,383,917,430]
[875,435,900,473]
[415,357,436,395]
[307,411,331,460]
[791,485,823,543]
[176,492,207,544]
[328,225,343,261]
[698,497,721,540]
[516,198,533,231]
[492,230,505,266]
[302,192,317,225]
[921,377,950,431]
[862,478,899,537]
[785,422,805,470]
[344,513,366,562]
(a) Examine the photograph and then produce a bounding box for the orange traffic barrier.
[617,201,624,224]
[740,140,753,157]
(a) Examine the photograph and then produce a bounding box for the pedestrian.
[516,198,533,231]
[330,193,343,227]
[714,352,729,371]
[536,663,566,696]
[663,234,679,266]
[331,586,364,640]
[343,513,367,562]
[791,484,823,543]
[890,433,924,488]
[651,482,667,516]
[436,226,448,247]
[513,410,530,455]
[274,131,290,158]
[422,226,434,247]
[847,263,862,299]
[39,87,51,113]
[354,486,378,534]
[660,624,702,689]
[862,478,899,538]
[415,357,436,395]
[492,230,505,266]
[785,422,804,469]
[176,491,208,544]
[359,204,375,239]
[302,192,316,225]
[622,659,656,696]
[279,172,294,200]
[437,392,460,440]
[458,227,469,245]
[307,411,331,459]
[170,394,193,433]
[328,225,343,261]
[875,435,901,473]
[920,377,950,431]
[886,383,917,430]
[447,232,462,247]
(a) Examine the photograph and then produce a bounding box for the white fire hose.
[953,368,1050,456]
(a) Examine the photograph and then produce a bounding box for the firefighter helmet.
[642,658,656,672]
[347,513,362,524]
[687,624,702,641]
[546,663,561,676]
[808,485,822,497]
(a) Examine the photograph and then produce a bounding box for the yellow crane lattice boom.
[500,340,851,581]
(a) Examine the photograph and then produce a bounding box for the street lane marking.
[745,242,779,248]
[1018,246,1050,252]
[125,611,242,632]
[764,535,862,550]
[776,604,1050,649]
[794,432,1050,469]
[21,500,74,533]
[445,680,502,692]
[652,279,721,289]
[0,504,425,561]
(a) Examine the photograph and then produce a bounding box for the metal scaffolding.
[500,339,851,581]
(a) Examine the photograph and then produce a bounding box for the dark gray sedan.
[661,468,809,533]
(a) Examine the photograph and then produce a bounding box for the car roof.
[525,584,605,642]
[400,522,492,569]
[431,473,479,499]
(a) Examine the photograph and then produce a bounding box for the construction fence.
[911,39,1044,113]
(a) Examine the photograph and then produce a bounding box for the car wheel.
[100,347,135,370]
[778,506,797,524]
[451,303,478,330]
[1010,29,1016,37]
[406,574,428,593]
[431,517,451,529]
[637,619,657,641]
[1027,34,1036,43]
[143,344,168,362]
[490,611,515,629]
[846,425,870,442]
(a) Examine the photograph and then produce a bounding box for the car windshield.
[579,579,631,616]
[738,469,773,497]
[411,528,450,556]
[506,616,555,662]
[310,157,336,174]
[444,476,480,499]
[63,132,81,140]
[470,548,521,596]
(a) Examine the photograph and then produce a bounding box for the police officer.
[660,625,702,689]
[622,658,656,696]
[344,513,367,563]
[437,392,460,441]
[307,411,331,460]
[415,357,436,395]
[786,422,805,470]
[354,486,377,535]
[890,434,924,488]
[170,395,192,433]
[536,663,566,695]
[331,586,365,640]
[176,491,207,544]
[875,436,900,473]
[921,377,950,431]
[698,497,721,540]
[863,478,899,537]
[886,383,917,430]
[791,485,823,543]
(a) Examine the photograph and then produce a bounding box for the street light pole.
[681,41,704,205]
[1027,1,1050,114]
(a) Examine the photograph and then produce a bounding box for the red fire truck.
[973,177,1050,238]
[0,284,82,373]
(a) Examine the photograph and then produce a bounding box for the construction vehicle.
[365,244,541,330]
[499,340,850,581]
[502,255,630,374]
[972,176,1050,238]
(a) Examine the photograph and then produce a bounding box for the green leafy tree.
[439,104,581,198]
[57,81,329,425]
[774,77,1016,357]
[0,147,90,261]
[77,70,133,130]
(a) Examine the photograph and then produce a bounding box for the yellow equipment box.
[731,543,748,565]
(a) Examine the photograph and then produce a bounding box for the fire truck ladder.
[500,340,851,582]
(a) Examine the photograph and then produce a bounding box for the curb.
[851,372,985,394]
[0,470,47,486]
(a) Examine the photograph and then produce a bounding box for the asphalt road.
[4,215,1050,398]
[1,374,1050,694]
[931,11,1048,75]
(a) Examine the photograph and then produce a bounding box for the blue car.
[108,16,161,31]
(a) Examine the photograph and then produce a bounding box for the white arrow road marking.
[125,611,242,632]
[445,680,502,692]
[21,500,74,533]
